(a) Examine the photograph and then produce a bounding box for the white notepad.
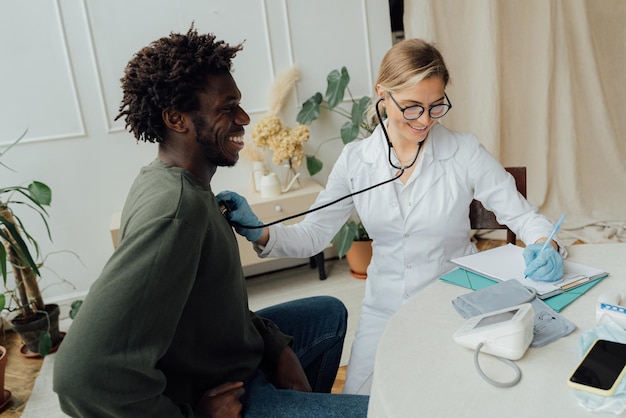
[450,244,608,299]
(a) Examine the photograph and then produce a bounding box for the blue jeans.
[242,296,369,417]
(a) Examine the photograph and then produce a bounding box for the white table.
[368,244,626,417]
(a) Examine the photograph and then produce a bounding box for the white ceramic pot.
[259,173,281,198]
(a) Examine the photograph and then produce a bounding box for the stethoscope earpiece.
[375,97,424,170]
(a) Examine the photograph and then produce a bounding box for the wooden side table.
[233,180,328,280]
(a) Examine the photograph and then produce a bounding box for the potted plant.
[296,67,374,270]
[1,132,75,358]
[332,220,372,279]
[296,66,374,176]
[0,344,8,411]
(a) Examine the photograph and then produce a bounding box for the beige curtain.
[404,0,626,244]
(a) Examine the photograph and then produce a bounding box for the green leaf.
[356,222,369,240]
[306,155,323,176]
[297,93,323,125]
[0,216,40,276]
[0,243,6,285]
[2,183,52,243]
[38,331,52,357]
[29,181,52,206]
[325,67,350,110]
[332,222,358,259]
[0,185,30,197]
[0,293,5,311]
[0,128,28,164]
[340,122,360,144]
[70,299,83,319]
[353,97,371,127]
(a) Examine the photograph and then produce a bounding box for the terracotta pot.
[0,345,10,410]
[345,240,373,279]
[11,304,62,355]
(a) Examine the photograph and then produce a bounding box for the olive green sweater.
[54,160,291,417]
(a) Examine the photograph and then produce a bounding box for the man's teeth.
[229,136,244,143]
[409,124,426,131]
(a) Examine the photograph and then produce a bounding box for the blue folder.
[439,267,607,312]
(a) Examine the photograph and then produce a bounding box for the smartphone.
[567,339,626,396]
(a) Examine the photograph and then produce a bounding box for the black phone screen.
[569,340,626,390]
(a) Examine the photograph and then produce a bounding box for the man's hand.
[274,346,312,392]
[196,381,245,418]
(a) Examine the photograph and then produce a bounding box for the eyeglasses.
[388,92,452,120]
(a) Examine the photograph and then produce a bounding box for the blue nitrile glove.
[522,243,564,282]
[216,191,263,242]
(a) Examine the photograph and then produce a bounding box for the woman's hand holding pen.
[523,214,565,282]
[523,242,563,282]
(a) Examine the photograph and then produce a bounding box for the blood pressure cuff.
[570,321,626,414]
[451,279,576,347]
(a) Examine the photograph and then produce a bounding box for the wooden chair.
[469,167,527,245]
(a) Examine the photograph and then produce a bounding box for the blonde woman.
[221,38,564,395]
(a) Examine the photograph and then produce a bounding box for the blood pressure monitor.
[596,292,626,329]
[453,303,534,360]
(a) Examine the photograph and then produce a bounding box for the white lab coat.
[259,122,558,394]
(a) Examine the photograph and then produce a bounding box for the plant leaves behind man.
[29,181,52,207]
[38,330,52,357]
[70,300,83,319]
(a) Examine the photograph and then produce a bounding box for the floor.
[0,238,506,415]
[1,326,43,417]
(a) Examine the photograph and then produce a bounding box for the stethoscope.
[375,97,424,171]
[223,97,425,229]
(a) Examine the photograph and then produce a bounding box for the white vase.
[259,173,281,198]
[252,161,266,193]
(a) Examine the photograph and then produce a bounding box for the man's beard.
[192,115,237,167]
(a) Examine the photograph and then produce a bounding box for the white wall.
[0,0,392,302]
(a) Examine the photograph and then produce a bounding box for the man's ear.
[162,109,189,133]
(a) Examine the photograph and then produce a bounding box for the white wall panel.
[288,0,374,101]
[85,0,186,131]
[0,0,84,143]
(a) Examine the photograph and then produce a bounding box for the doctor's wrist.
[534,238,559,252]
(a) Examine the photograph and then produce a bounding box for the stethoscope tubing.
[230,98,424,229]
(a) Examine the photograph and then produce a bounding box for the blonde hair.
[366,39,450,124]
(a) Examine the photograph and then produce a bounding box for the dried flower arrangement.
[251,115,309,169]
[249,66,310,183]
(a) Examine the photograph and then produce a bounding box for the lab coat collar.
[358,122,458,165]
[357,122,460,217]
